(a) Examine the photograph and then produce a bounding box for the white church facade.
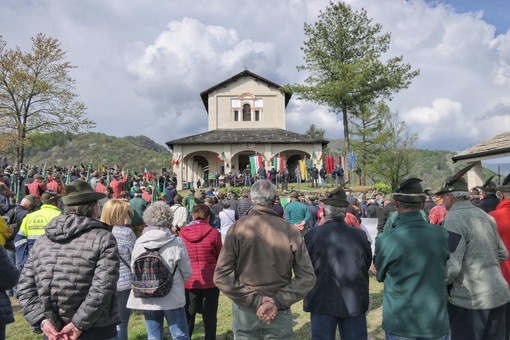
[166,70,328,190]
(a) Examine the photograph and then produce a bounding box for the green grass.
[8,275,384,339]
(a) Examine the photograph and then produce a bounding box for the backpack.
[132,247,178,298]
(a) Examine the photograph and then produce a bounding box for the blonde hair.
[100,199,133,226]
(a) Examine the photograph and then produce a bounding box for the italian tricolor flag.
[250,154,263,177]
[273,156,285,173]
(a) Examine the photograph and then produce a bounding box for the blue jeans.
[310,312,367,340]
[116,289,131,340]
[386,334,449,340]
[143,307,189,340]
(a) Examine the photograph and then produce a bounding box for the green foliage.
[285,1,419,159]
[365,111,418,189]
[0,34,94,163]
[373,181,391,194]
[18,132,172,172]
[350,101,391,185]
[304,124,325,140]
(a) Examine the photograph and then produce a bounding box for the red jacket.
[27,180,47,199]
[110,176,127,198]
[95,182,107,194]
[179,219,222,289]
[490,200,510,286]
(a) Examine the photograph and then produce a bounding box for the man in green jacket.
[375,178,450,340]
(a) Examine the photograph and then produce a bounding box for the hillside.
[22,132,172,172]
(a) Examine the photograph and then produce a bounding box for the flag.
[326,155,334,174]
[349,152,356,170]
[312,151,317,160]
[299,160,308,181]
[152,181,159,203]
[143,168,148,185]
[250,155,262,177]
[273,157,279,172]
[273,156,285,173]
[221,152,226,160]
[216,154,222,162]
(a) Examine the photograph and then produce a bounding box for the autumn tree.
[285,1,419,181]
[0,34,94,164]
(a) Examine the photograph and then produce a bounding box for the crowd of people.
[1,156,510,339]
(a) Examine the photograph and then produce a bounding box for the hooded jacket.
[17,214,120,333]
[126,228,192,311]
[179,219,222,289]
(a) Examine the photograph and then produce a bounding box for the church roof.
[452,131,510,162]
[199,70,292,112]
[166,128,328,150]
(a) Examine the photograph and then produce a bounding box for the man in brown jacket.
[214,180,316,339]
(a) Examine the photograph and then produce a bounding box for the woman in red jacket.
[179,204,222,340]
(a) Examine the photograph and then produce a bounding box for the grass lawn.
[7,275,384,339]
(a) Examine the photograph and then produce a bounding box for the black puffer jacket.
[0,246,19,325]
[17,214,120,332]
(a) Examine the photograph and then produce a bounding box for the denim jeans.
[386,334,449,340]
[310,312,367,340]
[143,307,189,340]
[116,289,131,340]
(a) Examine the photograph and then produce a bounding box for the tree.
[350,101,390,185]
[305,124,325,140]
[0,34,94,164]
[367,110,417,189]
[284,1,419,181]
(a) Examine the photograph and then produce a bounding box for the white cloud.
[1,0,510,152]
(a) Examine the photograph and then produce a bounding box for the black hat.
[435,163,476,195]
[496,174,510,193]
[62,180,105,206]
[321,186,350,207]
[41,190,59,205]
[477,175,497,193]
[393,178,426,203]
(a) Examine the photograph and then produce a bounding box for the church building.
[166,70,328,190]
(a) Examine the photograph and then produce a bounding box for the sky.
[2,0,510,153]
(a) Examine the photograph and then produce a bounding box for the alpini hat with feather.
[62,179,105,206]
[476,175,497,193]
[321,182,350,207]
[435,163,475,195]
[496,173,510,193]
[392,177,427,203]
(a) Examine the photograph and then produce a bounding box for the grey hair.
[143,201,174,228]
[221,199,230,209]
[448,191,470,200]
[323,204,346,220]
[250,180,277,207]
[64,201,99,218]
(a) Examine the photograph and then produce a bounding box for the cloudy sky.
[2,0,510,153]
